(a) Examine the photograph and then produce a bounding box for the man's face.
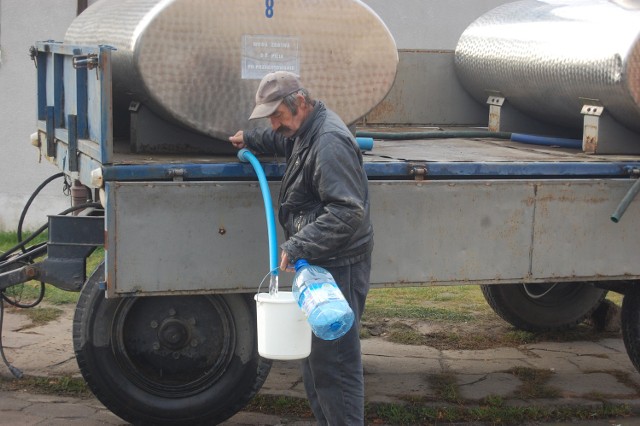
[268,94,308,138]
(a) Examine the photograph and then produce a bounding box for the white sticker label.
[242,35,300,80]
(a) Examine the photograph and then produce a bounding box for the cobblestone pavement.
[1,305,639,425]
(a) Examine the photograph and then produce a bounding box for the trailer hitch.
[0,247,46,291]
[0,214,104,292]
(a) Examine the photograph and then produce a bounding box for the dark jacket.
[243,101,373,267]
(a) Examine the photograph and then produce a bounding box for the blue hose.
[355,130,583,150]
[237,139,370,284]
[237,149,279,283]
[355,137,374,151]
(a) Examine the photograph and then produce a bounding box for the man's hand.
[280,251,294,272]
[229,131,245,149]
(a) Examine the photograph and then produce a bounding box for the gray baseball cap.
[249,71,303,120]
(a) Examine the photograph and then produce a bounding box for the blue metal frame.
[100,160,640,181]
[35,41,113,170]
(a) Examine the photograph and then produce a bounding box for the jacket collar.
[290,101,324,143]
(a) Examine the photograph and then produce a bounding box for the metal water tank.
[65,0,398,142]
[454,0,640,133]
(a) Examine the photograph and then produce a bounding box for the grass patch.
[364,305,473,322]
[364,286,484,323]
[386,322,429,345]
[0,375,90,397]
[366,400,631,425]
[2,282,80,305]
[0,231,48,249]
[244,378,632,425]
[244,394,313,418]
[508,367,561,399]
[428,372,461,404]
[17,306,64,328]
[242,393,632,426]
[594,370,640,397]
[482,394,505,407]
[361,284,623,351]
[502,329,537,345]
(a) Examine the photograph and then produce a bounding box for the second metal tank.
[454,0,640,134]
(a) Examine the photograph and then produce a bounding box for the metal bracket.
[129,101,141,112]
[68,114,79,172]
[487,95,505,132]
[46,106,56,158]
[581,99,640,154]
[72,53,98,70]
[29,45,38,68]
[410,166,427,181]
[40,215,105,291]
[485,93,579,138]
[168,168,187,181]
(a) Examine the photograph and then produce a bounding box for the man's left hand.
[229,131,245,149]
[280,251,294,272]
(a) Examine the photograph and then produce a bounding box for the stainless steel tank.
[65,0,398,141]
[454,0,640,133]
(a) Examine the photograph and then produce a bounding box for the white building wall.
[0,0,77,231]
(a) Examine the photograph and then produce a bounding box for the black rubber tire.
[622,286,640,374]
[481,282,607,332]
[73,263,272,425]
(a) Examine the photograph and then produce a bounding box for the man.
[229,71,373,425]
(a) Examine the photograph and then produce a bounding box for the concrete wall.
[0,0,77,231]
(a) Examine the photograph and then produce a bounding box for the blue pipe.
[237,149,279,291]
[355,137,374,151]
[355,130,582,150]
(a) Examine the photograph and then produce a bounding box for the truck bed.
[106,129,640,182]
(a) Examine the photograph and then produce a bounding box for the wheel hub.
[157,317,191,351]
[111,295,236,396]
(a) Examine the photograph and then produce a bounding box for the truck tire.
[622,286,640,374]
[481,282,607,332]
[73,263,272,425]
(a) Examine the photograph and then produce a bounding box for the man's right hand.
[229,131,245,149]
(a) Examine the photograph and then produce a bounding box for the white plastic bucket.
[254,292,312,360]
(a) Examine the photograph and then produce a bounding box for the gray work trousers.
[300,254,371,426]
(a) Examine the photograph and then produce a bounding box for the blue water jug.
[292,259,355,340]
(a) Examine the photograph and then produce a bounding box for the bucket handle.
[256,267,279,296]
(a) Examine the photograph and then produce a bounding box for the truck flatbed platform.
[104,131,640,181]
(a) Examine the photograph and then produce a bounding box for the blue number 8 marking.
[265,0,274,18]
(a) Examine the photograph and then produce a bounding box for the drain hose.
[611,177,640,223]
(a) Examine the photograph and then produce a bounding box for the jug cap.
[294,259,309,271]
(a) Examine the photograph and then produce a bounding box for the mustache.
[276,125,292,134]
